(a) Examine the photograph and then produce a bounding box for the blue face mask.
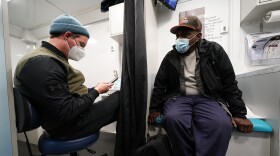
[175,38,190,54]
[175,35,198,54]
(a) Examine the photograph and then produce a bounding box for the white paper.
[245,105,263,119]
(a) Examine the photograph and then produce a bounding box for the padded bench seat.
[248,118,273,133]
[155,115,273,133]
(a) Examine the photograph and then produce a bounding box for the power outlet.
[113,70,118,77]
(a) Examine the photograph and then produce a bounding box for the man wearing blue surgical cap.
[14,14,119,139]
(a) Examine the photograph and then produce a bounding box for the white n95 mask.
[68,46,85,61]
[66,36,86,61]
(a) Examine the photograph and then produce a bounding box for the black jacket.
[150,39,247,118]
[14,42,99,134]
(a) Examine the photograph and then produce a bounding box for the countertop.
[236,65,280,78]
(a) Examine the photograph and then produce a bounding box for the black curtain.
[114,0,147,156]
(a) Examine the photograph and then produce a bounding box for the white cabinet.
[241,0,280,25]
[109,2,124,44]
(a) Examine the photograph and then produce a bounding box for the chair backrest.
[13,88,40,133]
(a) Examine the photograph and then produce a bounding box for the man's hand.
[232,117,253,133]
[148,112,161,124]
[94,82,113,94]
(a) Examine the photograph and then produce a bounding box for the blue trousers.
[163,95,232,156]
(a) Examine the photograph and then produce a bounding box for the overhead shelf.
[241,0,280,25]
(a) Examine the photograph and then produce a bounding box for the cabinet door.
[109,3,124,36]
[241,0,280,24]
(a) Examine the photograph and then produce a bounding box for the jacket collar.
[197,39,207,54]
[41,41,67,59]
[196,39,212,59]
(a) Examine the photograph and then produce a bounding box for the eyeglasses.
[71,35,86,48]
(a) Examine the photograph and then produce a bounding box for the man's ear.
[197,32,202,39]
[63,31,72,40]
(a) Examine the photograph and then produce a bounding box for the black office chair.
[13,88,102,156]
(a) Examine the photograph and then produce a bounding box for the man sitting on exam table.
[148,16,253,156]
[14,14,119,140]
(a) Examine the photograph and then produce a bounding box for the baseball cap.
[170,16,202,34]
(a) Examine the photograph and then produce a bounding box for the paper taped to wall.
[245,32,280,65]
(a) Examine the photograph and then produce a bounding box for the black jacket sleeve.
[214,44,247,118]
[18,56,99,124]
[149,56,169,113]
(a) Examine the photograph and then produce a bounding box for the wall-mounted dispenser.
[263,10,280,23]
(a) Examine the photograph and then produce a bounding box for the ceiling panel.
[48,0,103,15]
[8,0,63,29]
[7,0,105,39]
[8,0,103,30]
